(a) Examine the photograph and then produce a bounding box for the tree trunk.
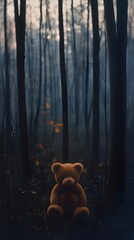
[58,0,69,162]
[85,0,90,145]
[71,0,79,141]
[0,1,13,211]
[33,0,42,138]
[4,0,11,138]
[90,0,100,164]
[103,0,128,210]
[109,0,128,206]
[14,0,30,182]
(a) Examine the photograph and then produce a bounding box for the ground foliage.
[0,154,134,240]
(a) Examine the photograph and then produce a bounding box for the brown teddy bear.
[47,162,89,224]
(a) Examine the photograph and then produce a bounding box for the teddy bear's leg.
[47,204,63,224]
[47,204,63,217]
[73,207,89,224]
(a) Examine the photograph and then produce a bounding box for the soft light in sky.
[7,0,89,25]
[5,0,105,49]
[7,0,104,27]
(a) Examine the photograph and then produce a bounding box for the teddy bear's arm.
[75,183,87,206]
[50,184,60,205]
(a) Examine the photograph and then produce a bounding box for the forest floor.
[0,159,134,240]
[0,200,134,240]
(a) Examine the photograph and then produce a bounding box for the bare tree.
[103,0,128,209]
[71,0,79,140]
[85,0,90,144]
[14,0,30,182]
[58,0,69,162]
[4,0,11,138]
[90,0,100,164]
[33,0,43,140]
[0,0,12,211]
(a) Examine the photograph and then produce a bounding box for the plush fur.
[47,163,89,224]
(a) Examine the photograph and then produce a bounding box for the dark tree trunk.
[4,0,11,137]
[71,0,79,141]
[14,0,30,182]
[58,0,69,162]
[0,0,13,212]
[109,0,128,206]
[103,0,128,209]
[0,118,4,200]
[90,0,100,164]
[33,0,42,137]
[85,0,90,144]
[26,26,34,148]
[44,0,49,104]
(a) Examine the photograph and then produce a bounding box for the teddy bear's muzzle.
[62,177,75,187]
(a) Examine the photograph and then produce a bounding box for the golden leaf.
[55,127,60,133]
[56,123,64,127]
[48,121,55,125]
[45,102,50,109]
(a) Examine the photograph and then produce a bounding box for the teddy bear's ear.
[73,163,83,173]
[52,163,61,173]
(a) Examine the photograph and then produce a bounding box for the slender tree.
[85,0,90,144]
[0,2,10,205]
[58,0,69,162]
[4,0,11,139]
[26,14,34,146]
[14,0,30,182]
[71,0,79,140]
[112,0,128,206]
[103,0,128,209]
[33,0,42,137]
[90,0,100,164]
[3,0,13,209]
[43,0,49,103]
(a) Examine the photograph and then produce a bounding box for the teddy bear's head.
[51,163,83,188]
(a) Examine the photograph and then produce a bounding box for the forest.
[0,0,134,239]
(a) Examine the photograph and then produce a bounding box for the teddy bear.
[47,162,89,224]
